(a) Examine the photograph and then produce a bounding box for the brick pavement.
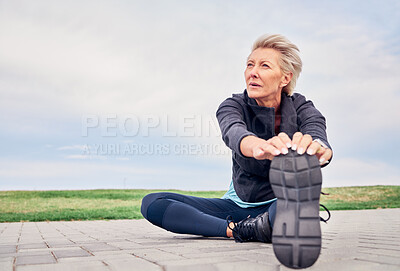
[0,208,399,270]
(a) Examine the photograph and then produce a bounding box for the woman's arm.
[217,94,332,165]
[217,97,291,160]
[292,93,333,165]
[293,93,331,148]
[216,97,256,157]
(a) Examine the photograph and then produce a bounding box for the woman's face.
[244,48,290,106]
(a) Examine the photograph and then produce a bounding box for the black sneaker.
[227,212,272,243]
[269,149,323,269]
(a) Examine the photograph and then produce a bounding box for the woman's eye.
[247,63,254,67]
[262,63,270,68]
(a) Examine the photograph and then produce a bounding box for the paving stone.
[106,241,145,250]
[158,256,234,267]
[91,250,133,256]
[215,261,279,271]
[1,209,399,270]
[0,253,16,258]
[18,246,85,254]
[19,234,42,239]
[358,248,400,258]
[90,250,136,259]
[316,253,354,263]
[17,249,53,257]
[197,243,263,253]
[18,239,44,245]
[0,256,14,265]
[81,243,120,252]
[45,239,76,247]
[53,248,92,258]
[358,237,400,245]
[18,242,48,250]
[0,245,16,254]
[105,257,162,271]
[181,248,268,260]
[130,248,186,262]
[164,263,219,271]
[355,254,400,266]
[358,242,400,251]
[0,237,19,244]
[58,252,135,263]
[57,256,105,263]
[0,259,13,271]
[158,245,201,255]
[16,253,56,265]
[304,259,400,271]
[16,261,110,271]
[0,257,14,271]
[234,251,279,265]
[131,239,172,246]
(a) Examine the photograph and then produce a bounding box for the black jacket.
[216,90,331,203]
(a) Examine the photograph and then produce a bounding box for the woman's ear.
[280,72,293,87]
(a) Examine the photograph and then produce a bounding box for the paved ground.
[0,209,399,271]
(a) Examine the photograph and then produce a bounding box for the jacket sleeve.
[216,97,256,157]
[293,93,333,165]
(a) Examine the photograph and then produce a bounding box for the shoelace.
[226,215,254,242]
[319,191,331,223]
[319,204,331,223]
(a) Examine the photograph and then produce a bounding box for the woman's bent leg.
[141,192,230,237]
[141,192,277,238]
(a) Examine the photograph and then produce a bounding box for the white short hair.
[252,34,302,95]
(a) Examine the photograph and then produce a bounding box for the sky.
[0,0,399,191]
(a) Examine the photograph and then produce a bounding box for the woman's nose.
[250,69,258,78]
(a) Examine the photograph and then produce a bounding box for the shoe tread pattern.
[270,149,322,269]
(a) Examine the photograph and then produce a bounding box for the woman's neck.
[255,92,282,112]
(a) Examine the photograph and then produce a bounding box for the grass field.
[0,186,399,222]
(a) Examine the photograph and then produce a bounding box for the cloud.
[64,154,107,160]
[0,0,399,190]
[323,157,400,187]
[0,159,231,191]
[1,1,398,133]
[57,145,88,151]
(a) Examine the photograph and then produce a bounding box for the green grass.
[319,185,400,210]
[0,186,398,222]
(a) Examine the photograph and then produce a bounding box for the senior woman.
[141,34,332,269]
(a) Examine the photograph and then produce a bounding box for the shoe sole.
[269,150,322,269]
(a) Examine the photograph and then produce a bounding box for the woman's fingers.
[264,132,332,165]
[291,132,303,151]
[318,148,333,165]
[312,144,333,165]
[278,132,292,149]
[253,134,291,160]
[269,134,290,155]
[253,144,278,160]
[297,134,312,155]
[306,141,321,155]
[251,132,332,163]
[253,147,266,159]
[255,134,291,160]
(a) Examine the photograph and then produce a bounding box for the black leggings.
[141,192,276,237]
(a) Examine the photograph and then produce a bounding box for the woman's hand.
[240,133,292,160]
[241,132,332,165]
[291,132,332,165]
